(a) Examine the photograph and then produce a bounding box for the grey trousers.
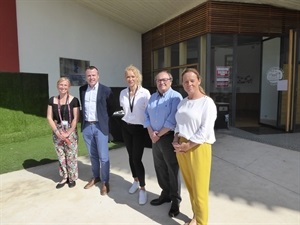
[152,132,181,202]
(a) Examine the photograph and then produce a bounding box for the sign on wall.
[59,57,89,86]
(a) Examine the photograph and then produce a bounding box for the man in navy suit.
[79,66,115,195]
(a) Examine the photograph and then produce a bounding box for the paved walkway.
[1,131,299,225]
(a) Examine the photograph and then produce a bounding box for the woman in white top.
[119,65,151,205]
[172,68,217,225]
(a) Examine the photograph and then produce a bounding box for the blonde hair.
[57,77,71,93]
[57,76,71,86]
[181,68,206,95]
[125,65,143,86]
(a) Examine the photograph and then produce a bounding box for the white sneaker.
[139,189,147,205]
[129,181,139,194]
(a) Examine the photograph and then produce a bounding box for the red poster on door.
[216,66,230,88]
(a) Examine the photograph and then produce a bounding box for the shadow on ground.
[23,158,57,169]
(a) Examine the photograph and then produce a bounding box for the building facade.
[142,1,300,132]
[1,0,299,132]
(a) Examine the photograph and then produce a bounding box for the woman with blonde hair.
[47,77,80,188]
[119,65,151,204]
[172,68,217,225]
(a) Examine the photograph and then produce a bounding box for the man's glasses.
[156,78,171,83]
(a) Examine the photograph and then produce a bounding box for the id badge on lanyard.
[62,120,68,130]
[58,95,71,131]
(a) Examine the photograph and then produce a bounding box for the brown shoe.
[84,177,101,189]
[100,182,110,195]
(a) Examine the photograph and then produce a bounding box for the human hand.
[55,129,64,140]
[61,130,70,138]
[173,142,188,153]
[151,131,160,143]
[173,142,181,153]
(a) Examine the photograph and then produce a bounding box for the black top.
[48,96,80,124]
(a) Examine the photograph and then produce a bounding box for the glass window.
[153,48,164,70]
[210,34,233,101]
[187,37,200,64]
[210,34,233,127]
[171,68,180,86]
[171,44,179,67]
[152,37,201,87]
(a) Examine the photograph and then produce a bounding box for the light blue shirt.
[144,88,182,131]
[84,82,99,121]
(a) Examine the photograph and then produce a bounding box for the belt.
[85,121,97,124]
[122,120,141,126]
[160,131,174,137]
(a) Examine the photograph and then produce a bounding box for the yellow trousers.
[176,138,212,225]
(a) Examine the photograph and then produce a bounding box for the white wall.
[16,0,141,99]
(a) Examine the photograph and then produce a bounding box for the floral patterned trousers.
[53,129,78,182]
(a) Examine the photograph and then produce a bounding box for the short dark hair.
[86,66,98,71]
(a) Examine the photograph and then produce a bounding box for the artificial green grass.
[0,131,124,175]
[0,107,50,145]
[0,107,124,174]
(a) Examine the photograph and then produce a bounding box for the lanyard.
[57,95,71,125]
[128,87,138,113]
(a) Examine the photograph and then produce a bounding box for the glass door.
[209,34,234,128]
[260,37,281,127]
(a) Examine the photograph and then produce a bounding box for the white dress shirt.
[84,82,99,121]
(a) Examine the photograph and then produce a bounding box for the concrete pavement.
[1,131,299,225]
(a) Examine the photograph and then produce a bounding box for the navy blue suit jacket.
[79,83,115,135]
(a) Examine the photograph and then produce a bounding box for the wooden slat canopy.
[142,0,300,82]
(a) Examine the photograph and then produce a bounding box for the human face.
[182,71,201,96]
[155,72,172,94]
[125,70,137,88]
[57,80,70,95]
[85,68,99,87]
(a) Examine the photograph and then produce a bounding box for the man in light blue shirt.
[144,71,182,217]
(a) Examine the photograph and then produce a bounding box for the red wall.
[0,0,19,72]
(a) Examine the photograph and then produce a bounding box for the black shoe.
[56,178,68,189]
[150,197,171,206]
[68,181,76,188]
[168,201,180,217]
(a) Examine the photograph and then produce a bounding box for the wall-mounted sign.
[216,66,230,88]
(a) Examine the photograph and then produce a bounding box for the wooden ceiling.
[75,0,300,33]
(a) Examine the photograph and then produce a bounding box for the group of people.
[47,65,217,225]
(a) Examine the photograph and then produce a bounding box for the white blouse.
[175,96,217,144]
[119,86,150,125]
